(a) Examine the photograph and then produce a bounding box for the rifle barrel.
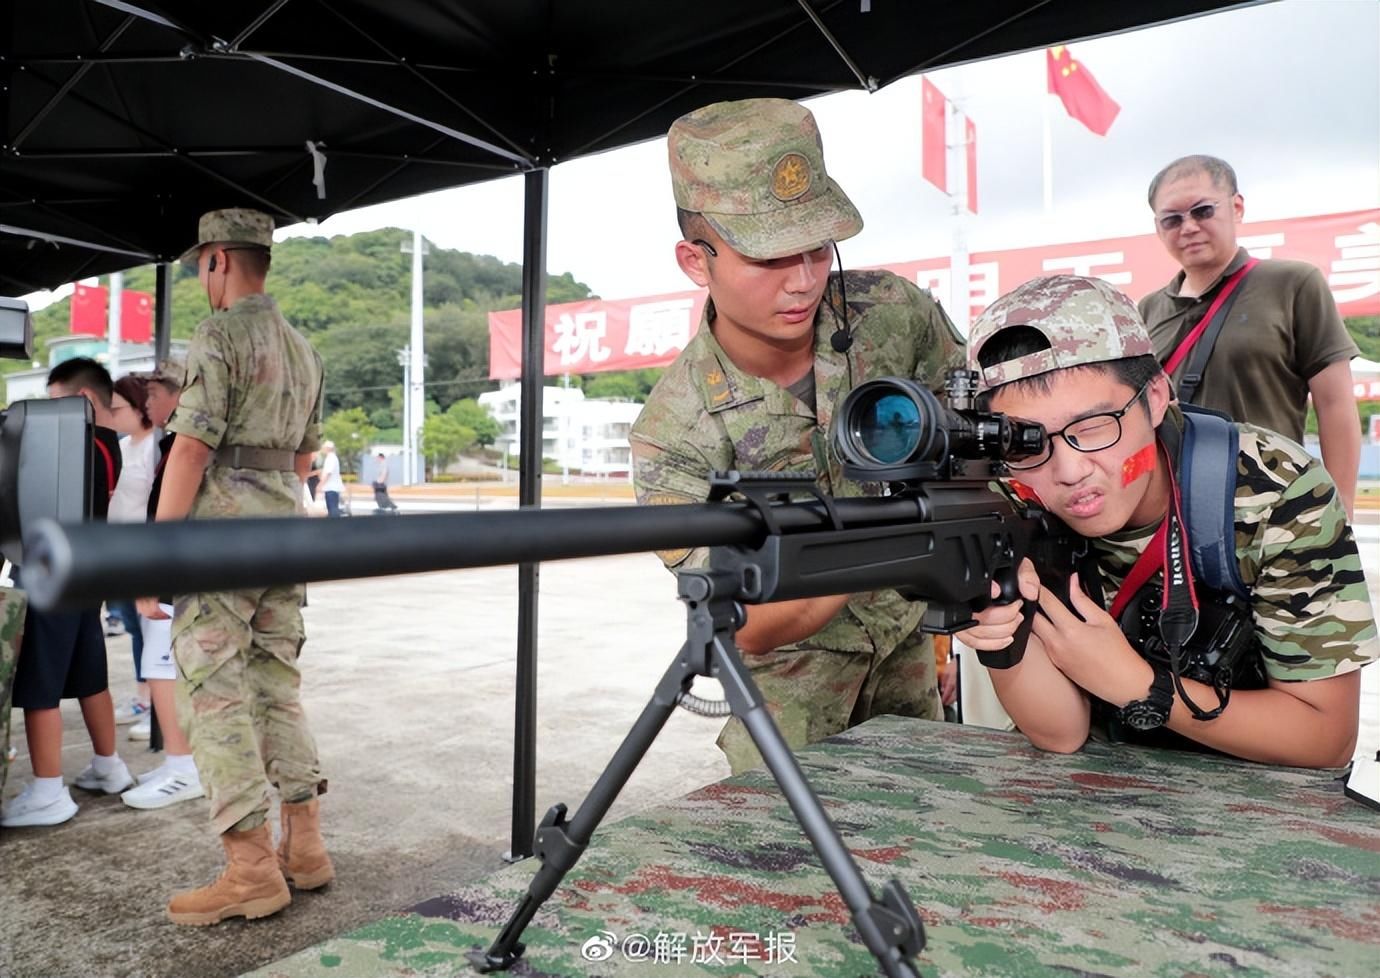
[23,496,924,611]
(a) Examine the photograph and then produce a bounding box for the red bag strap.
[1162,258,1259,377]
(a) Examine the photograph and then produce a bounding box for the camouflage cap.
[148,358,185,388]
[177,207,275,265]
[668,98,862,260]
[967,275,1155,392]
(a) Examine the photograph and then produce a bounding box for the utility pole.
[107,272,124,378]
[401,231,430,485]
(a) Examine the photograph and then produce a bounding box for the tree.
[420,413,475,477]
[321,408,378,474]
[446,398,499,446]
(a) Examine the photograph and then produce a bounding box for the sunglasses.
[1157,200,1222,232]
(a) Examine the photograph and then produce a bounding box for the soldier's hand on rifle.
[955,558,1040,651]
[1031,572,1150,705]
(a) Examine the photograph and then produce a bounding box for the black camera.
[0,297,93,564]
[831,368,1047,484]
[1118,586,1267,693]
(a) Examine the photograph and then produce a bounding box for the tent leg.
[154,262,173,364]
[509,168,549,862]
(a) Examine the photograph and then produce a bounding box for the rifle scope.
[832,369,1046,483]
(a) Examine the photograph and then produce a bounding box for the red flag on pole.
[120,290,153,343]
[964,116,978,214]
[921,77,947,192]
[1046,46,1120,136]
[70,284,108,336]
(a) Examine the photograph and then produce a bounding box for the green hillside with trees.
[14,229,666,441]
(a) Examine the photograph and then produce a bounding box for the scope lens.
[856,391,922,464]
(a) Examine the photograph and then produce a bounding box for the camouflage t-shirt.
[168,292,324,520]
[630,268,965,655]
[1094,414,1378,681]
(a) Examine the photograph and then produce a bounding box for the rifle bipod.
[468,566,927,978]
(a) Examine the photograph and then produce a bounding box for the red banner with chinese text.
[70,283,108,336]
[488,209,1380,379]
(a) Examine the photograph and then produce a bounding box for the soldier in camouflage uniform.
[957,274,1377,766]
[630,98,965,774]
[142,208,333,924]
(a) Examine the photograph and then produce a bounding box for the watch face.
[1121,701,1170,732]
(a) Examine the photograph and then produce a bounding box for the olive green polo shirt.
[1137,248,1357,442]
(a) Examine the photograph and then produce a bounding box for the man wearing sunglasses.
[958,274,1375,767]
[630,98,965,774]
[1139,155,1360,517]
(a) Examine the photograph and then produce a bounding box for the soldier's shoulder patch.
[641,491,698,567]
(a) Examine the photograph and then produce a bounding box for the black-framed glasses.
[1157,200,1221,232]
[690,238,718,257]
[1005,382,1150,471]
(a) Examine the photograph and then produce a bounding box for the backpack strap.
[1179,407,1249,601]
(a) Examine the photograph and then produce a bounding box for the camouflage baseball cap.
[148,358,185,388]
[967,275,1155,392]
[178,207,275,265]
[668,98,862,260]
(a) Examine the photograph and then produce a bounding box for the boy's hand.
[1031,572,1151,705]
[954,557,1040,651]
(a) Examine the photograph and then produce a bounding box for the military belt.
[214,445,297,472]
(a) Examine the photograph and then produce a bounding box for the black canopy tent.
[4,0,1251,858]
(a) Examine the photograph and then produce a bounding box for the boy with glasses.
[1138,154,1360,517]
[958,275,1375,767]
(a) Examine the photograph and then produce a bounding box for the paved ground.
[2,488,1377,978]
[0,543,732,978]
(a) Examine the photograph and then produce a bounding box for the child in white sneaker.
[120,603,203,810]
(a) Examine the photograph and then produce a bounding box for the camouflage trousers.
[0,588,27,798]
[717,628,941,775]
[173,584,323,835]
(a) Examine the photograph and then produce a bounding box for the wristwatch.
[1118,665,1175,731]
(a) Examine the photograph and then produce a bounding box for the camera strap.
[1107,441,1230,721]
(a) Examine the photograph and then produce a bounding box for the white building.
[5,334,189,403]
[479,382,643,478]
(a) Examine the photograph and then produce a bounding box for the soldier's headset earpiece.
[207,252,218,273]
[827,242,853,352]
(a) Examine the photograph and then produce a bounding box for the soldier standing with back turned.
[140,208,333,925]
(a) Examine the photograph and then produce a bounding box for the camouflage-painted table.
[0,588,26,797]
[250,716,1379,978]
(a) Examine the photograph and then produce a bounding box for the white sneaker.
[121,770,204,810]
[114,698,150,725]
[73,758,135,794]
[1,783,79,827]
[128,716,151,741]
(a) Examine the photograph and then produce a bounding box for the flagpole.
[947,77,970,335]
[1042,93,1053,217]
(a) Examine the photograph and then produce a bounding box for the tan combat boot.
[277,796,335,890]
[167,823,291,925]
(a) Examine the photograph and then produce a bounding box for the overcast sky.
[26,0,1379,313]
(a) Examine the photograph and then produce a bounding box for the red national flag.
[921,76,947,192]
[70,284,108,336]
[1046,46,1120,137]
[120,290,153,343]
[964,116,978,214]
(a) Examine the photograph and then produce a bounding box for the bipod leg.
[713,630,928,978]
[469,571,736,972]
